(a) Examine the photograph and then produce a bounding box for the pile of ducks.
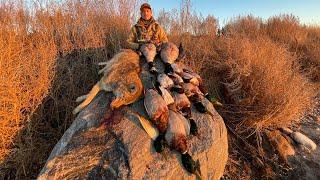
[140,42,221,176]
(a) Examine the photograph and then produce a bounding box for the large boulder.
[38,58,228,180]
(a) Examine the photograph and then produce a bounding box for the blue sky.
[148,0,320,27]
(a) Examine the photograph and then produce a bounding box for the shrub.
[214,35,314,133]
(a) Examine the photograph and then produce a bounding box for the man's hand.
[150,39,162,51]
[150,39,160,46]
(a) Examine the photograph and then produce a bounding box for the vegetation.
[0,0,318,179]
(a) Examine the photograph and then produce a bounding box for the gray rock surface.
[38,58,228,180]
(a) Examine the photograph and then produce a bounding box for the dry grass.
[0,0,319,179]
[0,0,138,178]
[216,35,313,131]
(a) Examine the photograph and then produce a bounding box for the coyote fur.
[73,49,143,114]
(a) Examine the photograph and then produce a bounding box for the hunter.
[127,3,168,51]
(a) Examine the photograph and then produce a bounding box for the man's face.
[140,8,152,20]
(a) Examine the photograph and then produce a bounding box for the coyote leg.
[76,95,87,102]
[73,83,101,114]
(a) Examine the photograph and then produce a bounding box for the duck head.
[140,43,157,63]
[181,153,201,177]
[176,43,186,62]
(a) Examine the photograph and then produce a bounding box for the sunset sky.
[148,0,320,27]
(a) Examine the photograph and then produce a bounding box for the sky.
[148,0,320,27]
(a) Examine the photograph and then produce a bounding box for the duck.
[160,42,179,74]
[165,110,190,154]
[157,73,174,89]
[188,94,208,114]
[170,85,185,94]
[182,83,203,97]
[205,94,223,107]
[144,88,169,133]
[154,82,174,106]
[169,91,191,112]
[176,43,186,62]
[164,110,202,177]
[181,71,201,86]
[168,73,184,85]
[171,63,183,75]
[181,153,201,177]
[140,43,157,74]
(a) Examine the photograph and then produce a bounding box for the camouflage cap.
[140,3,152,11]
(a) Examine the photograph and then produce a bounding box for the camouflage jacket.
[127,17,168,50]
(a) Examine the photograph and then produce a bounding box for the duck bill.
[110,98,123,110]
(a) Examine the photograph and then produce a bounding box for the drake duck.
[170,85,185,94]
[153,81,174,106]
[157,73,174,89]
[169,92,191,112]
[165,110,202,177]
[140,43,157,74]
[144,88,169,133]
[160,42,179,74]
[165,110,190,154]
[205,94,223,107]
[189,94,208,114]
[182,83,203,97]
[171,63,183,75]
[181,71,201,86]
[158,86,174,106]
[168,73,184,85]
[176,43,186,62]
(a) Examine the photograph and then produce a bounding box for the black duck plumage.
[181,153,201,176]
[154,134,167,153]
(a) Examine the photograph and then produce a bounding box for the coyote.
[73,49,143,114]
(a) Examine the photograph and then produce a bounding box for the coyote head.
[110,71,143,109]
